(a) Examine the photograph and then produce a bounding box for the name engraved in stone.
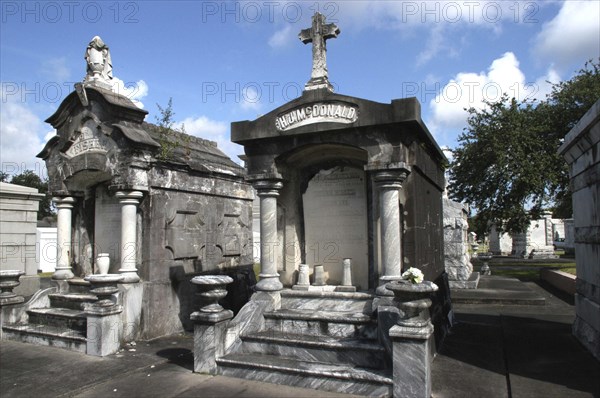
[66,138,105,157]
[275,101,358,131]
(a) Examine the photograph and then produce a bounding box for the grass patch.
[560,267,577,275]
[37,272,54,278]
[492,268,541,281]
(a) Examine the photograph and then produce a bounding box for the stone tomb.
[1,36,255,355]
[559,98,600,361]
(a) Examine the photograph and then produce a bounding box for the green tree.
[9,170,54,219]
[448,60,600,234]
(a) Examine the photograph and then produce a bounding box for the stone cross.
[299,12,340,92]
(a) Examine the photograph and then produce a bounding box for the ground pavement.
[1,277,598,397]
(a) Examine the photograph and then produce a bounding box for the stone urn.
[84,274,124,309]
[478,252,493,275]
[0,270,25,305]
[96,253,110,275]
[191,275,234,313]
[385,279,439,327]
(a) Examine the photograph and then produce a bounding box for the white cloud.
[179,116,244,164]
[534,0,600,70]
[269,25,295,48]
[428,52,561,139]
[111,78,148,109]
[41,57,71,81]
[0,87,47,177]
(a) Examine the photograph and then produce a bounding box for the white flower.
[401,267,424,284]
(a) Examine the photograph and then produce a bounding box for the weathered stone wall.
[558,98,600,360]
[139,169,254,337]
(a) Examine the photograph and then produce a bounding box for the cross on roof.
[299,12,340,92]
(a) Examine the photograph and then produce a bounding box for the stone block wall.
[558,98,600,360]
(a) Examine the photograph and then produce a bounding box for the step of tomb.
[49,293,98,310]
[2,323,87,353]
[263,309,377,339]
[280,289,374,314]
[67,278,92,294]
[27,308,87,333]
[217,353,392,397]
[241,330,386,369]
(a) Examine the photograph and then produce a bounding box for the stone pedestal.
[53,196,76,280]
[84,274,124,356]
[0,270,25,306]
[0,270,25,340]
[191,275,234,374]
[386,280,438,398]
[336,258,356,292]
[293,264,311,290]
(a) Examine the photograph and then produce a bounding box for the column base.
[118,270,140,283]
[255,275,283,292]
[52,268,74,280]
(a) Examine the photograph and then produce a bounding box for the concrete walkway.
[1,278,598,397]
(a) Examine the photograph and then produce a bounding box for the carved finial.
[83,36,113,89]
[299,12,340,92]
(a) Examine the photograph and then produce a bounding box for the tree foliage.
[8,170,54,219]
[448,60,600,234]
[155,98,189,161]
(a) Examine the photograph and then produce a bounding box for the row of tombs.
[1,26,455,398]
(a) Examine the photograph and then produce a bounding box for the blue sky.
[1,1,599,177]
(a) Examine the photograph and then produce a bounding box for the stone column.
[53,196,76,280]
[373,166,410,295]
[253,180,283,292]
[116,191,143,283]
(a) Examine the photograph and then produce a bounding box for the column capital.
[52,196,76,209]
[115,190,144,204]
[367,163,411,187]
[251,179,284,197]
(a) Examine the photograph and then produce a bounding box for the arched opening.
[275,144,371,290]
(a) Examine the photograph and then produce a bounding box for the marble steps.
[27,307,87,333]
[217,352,392,397]
[240,330,386,369]
[66,278,92,293]
[2,323,87,353]
[280,290,374,313]
[264,308,378,339]
[49,292,98,311]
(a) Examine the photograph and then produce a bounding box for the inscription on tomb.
[275,101,358,131]
[303,166,368,288]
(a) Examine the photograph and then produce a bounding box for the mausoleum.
[1,36,255,351]
[192,12,452,398]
